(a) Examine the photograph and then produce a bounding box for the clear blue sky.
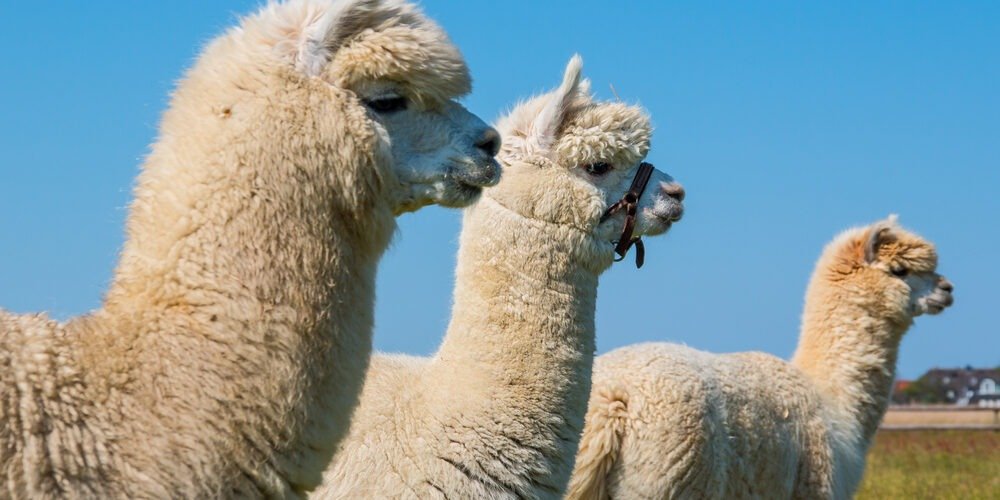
[0,1,996,379]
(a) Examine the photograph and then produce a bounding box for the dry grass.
[882,408,999,427]
[857,430,1000,500]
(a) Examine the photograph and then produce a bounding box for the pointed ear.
[296,0,385,76]
[526,54,585,154]
[865,221,898,264]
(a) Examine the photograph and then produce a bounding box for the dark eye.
[891,267,909,278]
[584,162,613,176]
[364,96,408,114]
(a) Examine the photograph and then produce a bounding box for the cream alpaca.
[0,0,501,497]
[566,217,954,499]
[312,57,686,498]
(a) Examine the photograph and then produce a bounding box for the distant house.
[892,366,1000,407]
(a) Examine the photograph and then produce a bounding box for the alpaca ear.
[296,0,385,76]
[526,54,585,154]
[864,222,898,264]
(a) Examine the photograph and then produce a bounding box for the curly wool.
[0,0,479,497]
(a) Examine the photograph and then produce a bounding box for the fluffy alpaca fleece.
[567,217,955,500]
[0,1,501,497]
[311,57,686,498]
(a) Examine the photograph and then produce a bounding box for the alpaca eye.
[584,162,613,176]
[891,267,908,278]
[364,96,408,114]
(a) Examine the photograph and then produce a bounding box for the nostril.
[939,279,954,292]
[475,128,501,158]
[662,183,685,202]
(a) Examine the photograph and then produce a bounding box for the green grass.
[857,430,1000,500]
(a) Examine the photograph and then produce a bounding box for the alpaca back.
[569,344,728,499]
[712,351,833,498]
[569,343,834,499]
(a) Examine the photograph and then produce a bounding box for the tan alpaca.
[567,217,955,500]
[311,56,686,498]
[0,0,501,497]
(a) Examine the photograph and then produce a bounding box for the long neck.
[81,76,396,492]
[429,195,605,456]
[791,280,910,443]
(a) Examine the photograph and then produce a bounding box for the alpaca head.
[823,216,954,323]
[183,0,500,215]
[489,56,685,266]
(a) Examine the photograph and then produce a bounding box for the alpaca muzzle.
[601,162,655,268]
[452,157,502,188]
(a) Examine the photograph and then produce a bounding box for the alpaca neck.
[791,282,910,442]
[429,195,606,452]
[87,103,396,490]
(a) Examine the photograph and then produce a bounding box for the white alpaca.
[312,57,686,498]
[567,217,955,499]
[0,0,501,497]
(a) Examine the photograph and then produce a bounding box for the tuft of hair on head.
[863,214,901,264]
[296,0,377,75]
[526,54,588,156]
[278,0,408,76]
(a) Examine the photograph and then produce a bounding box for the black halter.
[600,162,655,268]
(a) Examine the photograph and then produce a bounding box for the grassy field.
[857,430,1000,499]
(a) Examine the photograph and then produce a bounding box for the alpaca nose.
[475,128,501,158]
[661,182,685,202]
[938,278,954,292]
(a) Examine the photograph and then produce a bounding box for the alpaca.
[0,0,501,497]
[311,56,686,498]
[566,217,955,499]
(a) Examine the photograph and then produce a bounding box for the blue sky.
[0,1,996,379]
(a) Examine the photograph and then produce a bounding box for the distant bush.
[899,377,947,404]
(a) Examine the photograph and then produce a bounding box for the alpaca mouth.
[434,177,484,208]
[394,176,485,213]
[654,205,684,224]
[646,185,685,227]
[450,158,501,189]
[433,158,500,207]
[646,203,684,235]
[454,179,484,199]
[924,293,954,314]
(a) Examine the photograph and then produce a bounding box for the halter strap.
[600,162,655,268]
